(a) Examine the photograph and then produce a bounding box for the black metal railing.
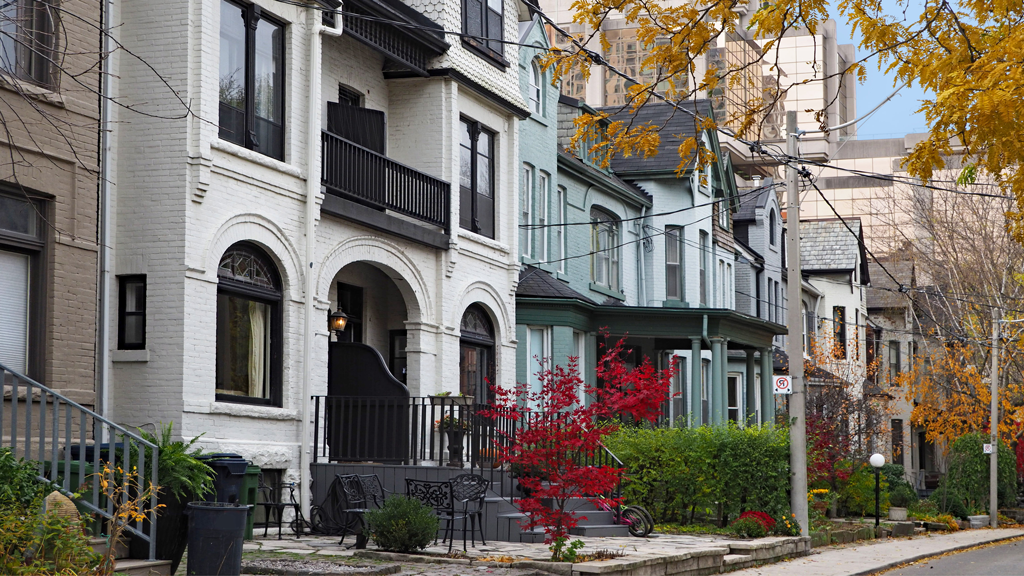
[321,130,451,233]
[311,396,627,471]
[312,396,514,467]
[1,363,159,560]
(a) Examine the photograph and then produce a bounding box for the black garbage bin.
[197,453,249,503]
[186,502,251,576]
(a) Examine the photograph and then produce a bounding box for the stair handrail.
[1,362,160,560]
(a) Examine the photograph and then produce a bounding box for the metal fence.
[1,363,159,560]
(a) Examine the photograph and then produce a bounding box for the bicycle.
[596,497,655,537]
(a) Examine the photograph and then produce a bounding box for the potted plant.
[128,423,215,575]
[429,392,475,406]
[435,413,470,467]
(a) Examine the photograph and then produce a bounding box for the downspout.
[96,0,115,424]
[635,206,645,305]
[300,6,341,518]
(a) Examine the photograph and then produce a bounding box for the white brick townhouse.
[103,0,530,505]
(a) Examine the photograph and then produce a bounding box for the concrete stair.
[484,485,631,542]
[88,536,171,576]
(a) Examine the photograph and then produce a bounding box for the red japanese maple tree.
[483,335,673,548]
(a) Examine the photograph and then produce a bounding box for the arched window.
[216,242,282,405]
[590,207,620,292]
[529,60,542,115]
[769,208,777,246]
[459,304,495,403]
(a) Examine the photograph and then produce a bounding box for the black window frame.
[0,0,58,88]
[117,275,146,350]
[459,117,496,240]
[218,0,286,161]
[769,208,777,246]
[215,242,283,407]
[0,189,46,380]
[461,0,505,67]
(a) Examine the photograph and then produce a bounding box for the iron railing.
[321,130,451,233]
[1,363,159,560]
[311,396,625,471]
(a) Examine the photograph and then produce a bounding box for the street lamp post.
[870,453,885,527]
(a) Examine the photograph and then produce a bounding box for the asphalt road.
[884,538,1024,575]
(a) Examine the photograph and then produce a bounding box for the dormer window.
[462,0,504,65]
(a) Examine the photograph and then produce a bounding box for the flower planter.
[430,395,474,406]
[888,506,907,521]
[968,514,990,529]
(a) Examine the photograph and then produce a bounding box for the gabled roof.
[517,266,597,304]
[602,100,715,174]
[800,218,870,283]
[557,151,653,207]
[867,260,914,309]
[734,181,777,222]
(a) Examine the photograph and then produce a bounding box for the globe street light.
[870,453,885,527]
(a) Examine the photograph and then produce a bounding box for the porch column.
[711,337,724,425]
[690,338,702,427]
[745,349,757,424]
[760,347,774,425]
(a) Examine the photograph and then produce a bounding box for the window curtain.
[248,301,266,398]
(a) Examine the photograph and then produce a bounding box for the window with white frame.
[537,172,549,260]
[572,330,585,403]
[529,60,542,115]
[717,195,729,230]
[726,263,733,308]
[699,231,708,306]
[727,373,742,423]
[591,207,620,292]
[665,226,683,301]
[520,164,533,258]
[717,259,725,307]
[555,186,566,273]
[527,326,551,398]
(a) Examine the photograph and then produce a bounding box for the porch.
[309,396,627,542]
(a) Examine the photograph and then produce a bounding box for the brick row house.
[100,0,534,509]
[0,0,103,410]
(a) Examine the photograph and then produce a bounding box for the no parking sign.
[773,375,792,395]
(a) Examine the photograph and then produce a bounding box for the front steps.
[484,482,630,542]
[88,537,171,576]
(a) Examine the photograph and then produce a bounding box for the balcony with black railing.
[321,130,451,244]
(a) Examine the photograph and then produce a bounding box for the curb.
[851,532,1024,576]
[239,562,401,576]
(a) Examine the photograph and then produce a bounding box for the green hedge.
[604,424,790,524]
[933,432,1016,517]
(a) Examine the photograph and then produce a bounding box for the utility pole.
[785,110,808,536]
[991,309,1000,528]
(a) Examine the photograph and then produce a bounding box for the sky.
[828,1,931,139]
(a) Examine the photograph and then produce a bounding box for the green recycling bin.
[242,465,260,539]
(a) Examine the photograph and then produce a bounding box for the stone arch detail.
[317,236,432,323]
[203,213,304,301]
[452,281,512,343]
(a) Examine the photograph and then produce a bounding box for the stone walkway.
[240,528,1024,575]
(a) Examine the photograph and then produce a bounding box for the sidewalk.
[729,528,1024,576]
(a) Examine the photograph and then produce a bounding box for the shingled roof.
[603,100,714,174]
[800,219,869,283]
[734,181,776,222]
[866,260,914,309]
[517,266,596,304]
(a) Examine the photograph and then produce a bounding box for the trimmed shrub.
[364,496,440,553]
[937,432,1016,513]
[605,423,790,524]
[929,484,971,520]
[730,516,767,538]
[889,484,917,508]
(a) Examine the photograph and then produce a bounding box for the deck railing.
[321,130,451,232]
[1,363,159,560]
[310,395,624,472]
